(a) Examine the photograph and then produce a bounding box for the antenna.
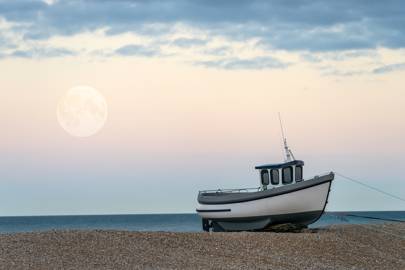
[278,113,295,162]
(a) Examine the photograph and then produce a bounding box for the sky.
[1,0,405,216]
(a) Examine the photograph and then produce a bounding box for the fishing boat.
[196,116,334,232]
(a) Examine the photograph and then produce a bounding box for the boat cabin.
[255,160,304,190]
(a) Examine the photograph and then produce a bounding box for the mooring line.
[344,214,405,223]
[329,212,405,240]
[331,172,405,225]
[335,172,405,203]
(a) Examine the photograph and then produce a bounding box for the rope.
[332,172,405,224]
[329,213,405,239]
[335,172,405,203]
[344,214,405,223]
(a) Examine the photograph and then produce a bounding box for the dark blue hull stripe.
[196,209,231,213]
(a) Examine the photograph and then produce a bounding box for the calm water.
[0,212,404,234]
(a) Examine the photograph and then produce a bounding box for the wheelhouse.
[256,160,304,190]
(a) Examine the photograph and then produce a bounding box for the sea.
[0,211,404,234]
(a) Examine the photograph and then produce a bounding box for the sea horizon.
[1,210,404,218]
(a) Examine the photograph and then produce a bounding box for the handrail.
[199,187,261,194]
[198,172,334,195]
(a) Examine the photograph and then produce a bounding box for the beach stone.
[0,223,404,270]
[264,223,308,233]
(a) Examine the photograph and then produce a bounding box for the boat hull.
[196,173,333,231]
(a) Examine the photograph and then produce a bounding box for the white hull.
[197,181,331,220]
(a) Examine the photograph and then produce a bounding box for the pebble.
[0,223,404,269]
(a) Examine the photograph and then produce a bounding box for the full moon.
[57,86,108,137]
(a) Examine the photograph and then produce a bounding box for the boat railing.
[198,172,334,195]
[199,187,261,195]
[314,171,335,178]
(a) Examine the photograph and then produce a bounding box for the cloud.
[321,69,366,77]
[195,56,289,70]
[42,0,57,5]
[301,53,322,63]
[0,35,16,49]
[115,44,161,57]
[1,1,405,73]
[300,50,379,63]
[0,0,404,52]
[7,47,75,58]
[203,46,230,56]
[373,62,405,74]
[171,37,207,48]
[10,50,31,58]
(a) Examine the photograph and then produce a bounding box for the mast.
[278,113,295,162]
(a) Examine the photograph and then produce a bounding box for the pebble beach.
[0,223,404,270]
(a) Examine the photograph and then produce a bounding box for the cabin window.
[261,170,269,186]
[295,166,303,182]
[270,169,279,185]
[282,166,293,184]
